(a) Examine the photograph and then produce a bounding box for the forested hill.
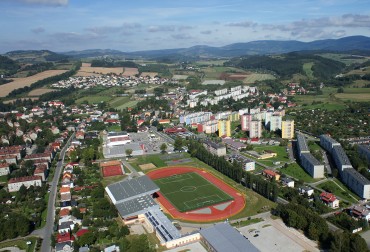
[224,53,346,80]
[0,55,20,75]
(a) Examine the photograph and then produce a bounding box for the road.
[37,133,74,252]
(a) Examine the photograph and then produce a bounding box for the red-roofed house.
[34,165,47,181]
[56,232,75,243]
[59,208,70,218]
[262,169,280,181]
[320,192,339,209]
[8,176,42,192]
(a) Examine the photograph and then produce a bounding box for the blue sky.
[1,0,370,53]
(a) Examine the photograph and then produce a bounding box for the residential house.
[281,177,295,188]
[34,164,47,181]
[320,192,339,209]
[298,186,314,197]
[55,242,73,252]
[262,169,280,181]
[58,220,75,234]
[351,205,370,221]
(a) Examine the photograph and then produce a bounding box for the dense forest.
[224,52,346,80]
[90,59,138,68]
[0,55,20,75]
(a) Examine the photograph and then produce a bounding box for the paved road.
[37,133,74,252]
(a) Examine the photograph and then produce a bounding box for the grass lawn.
[129,154,168,171]
[107,125,121,132]
[76,95,112,104]
[109,96,131,108]
[335,93,370,102]
[231,217,264,227]
[251,145,290,166]
[154,172,233,212]
[243,73,275,84]
[101,175,126,188]
[0,175,8,183]
[279,163,316,183]
[0,237,37,252]
[116,100,138,110]
[317,179,360,203]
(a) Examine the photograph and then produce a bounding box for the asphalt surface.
[38,133,74,252]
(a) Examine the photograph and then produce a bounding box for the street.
[37,133,74,252]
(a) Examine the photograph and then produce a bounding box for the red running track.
[147,166,245,222]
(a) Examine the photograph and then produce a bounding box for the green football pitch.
[154,172,233,212]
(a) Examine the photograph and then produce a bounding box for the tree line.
[187,140,278,201]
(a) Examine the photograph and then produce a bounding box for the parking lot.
[238,218,319,252]
[103,132,174,158]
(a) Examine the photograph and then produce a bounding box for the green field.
[76,95,111,104]
[279,163,316,183]
[154,172,233,212]
[116,100,138,110]
[317,179,360,203]
[303,62,314,79]
[244,73,275,84]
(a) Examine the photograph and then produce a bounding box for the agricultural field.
[123,67,139,76]
[243,73,275,84]
[140,72,157,78]
[334,87,370,101]
[108,96,131,108]
[153,172,233,212]
[319,53,370,65]
[28,88,57,96]
[194,60,227,66]
[75,63,124,76]
[0,70,68,97]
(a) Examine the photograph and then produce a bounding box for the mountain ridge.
[4,35,370,59]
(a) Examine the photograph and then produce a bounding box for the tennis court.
[154,172,233,212]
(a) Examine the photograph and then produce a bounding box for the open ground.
[28,88,57,96]
[0,70,68,97]
[147,166,245,222]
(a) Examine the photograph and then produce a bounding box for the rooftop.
[332,145,352,166]
[296,133,309,153]
[301,153,322,166]
[200,222,259,252]
[116,195,158,218]
[344,168,370,186]
[106,175,159,204]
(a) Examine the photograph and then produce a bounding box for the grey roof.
[79,247,89,252]
[203,140,225,150]
[301,152,322,166]
[227,154,254,164]
[106,175,159,204]
[359,145,370,153]
[55,242,72,252]
[116,195,159,218]
[320,134,340,146]
[223,139,246,149]
[344,168,370,186]
[332,145,352,166]
[296,133,309,153]
[108,131,128,137]
[200,223,260,252]
[145,208,181,243]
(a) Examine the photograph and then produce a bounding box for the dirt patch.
[76,65,124,75]
[0,70,68,97]
[139,163,157,170]
[28,88,57,96]
[140,72,158,78]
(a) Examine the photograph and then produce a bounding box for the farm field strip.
[0,70,68,97]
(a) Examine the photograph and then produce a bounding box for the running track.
[147,166,245,222]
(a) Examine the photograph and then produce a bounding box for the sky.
[1,0,370,53]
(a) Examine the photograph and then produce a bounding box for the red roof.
[263,169,278,177]
[56,232,74,243]
[76,229,89,237]
[59,208,70,217]
[320,192,337,203]
[0,163,9,168]
[8,176,42,184]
